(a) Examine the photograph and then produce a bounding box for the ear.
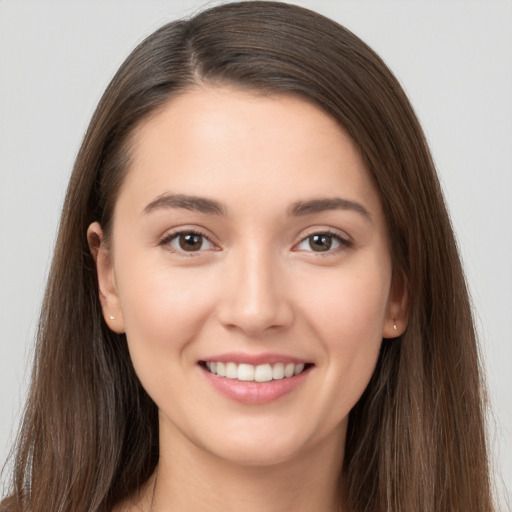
[87,222,125,333]
[382,270,409,339]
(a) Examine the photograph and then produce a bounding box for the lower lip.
[200,365,311,405]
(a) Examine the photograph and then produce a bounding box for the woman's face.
[90,86,406,466]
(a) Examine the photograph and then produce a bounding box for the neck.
[147,417,346,512]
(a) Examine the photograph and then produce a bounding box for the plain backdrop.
[0,0,511,507]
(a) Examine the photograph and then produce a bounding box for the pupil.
[179,233,202,251]
[311,234,331,252]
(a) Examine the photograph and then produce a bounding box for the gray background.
[1,0,510,507]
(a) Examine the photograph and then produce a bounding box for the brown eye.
[309,234,334,252]
[295,232,346,253]
[179,233,203,251]
[165,231,214,253]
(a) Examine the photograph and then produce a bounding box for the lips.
[199,354,313,404]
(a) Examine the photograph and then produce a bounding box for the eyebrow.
[289,197,372,221]
[143,193,371,222]
[143,193,226,216]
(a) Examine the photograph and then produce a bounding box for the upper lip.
[199,352,311,366]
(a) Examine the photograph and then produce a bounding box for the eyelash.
[159,228,352,256]
[159,229,216,257]
[294,229,353,256]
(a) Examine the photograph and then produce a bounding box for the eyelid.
[159,226,219,256]
[158,225,352,256]
[292,227,353,254]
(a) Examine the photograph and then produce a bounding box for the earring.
[109,315,115,320]
[393,322,397,331]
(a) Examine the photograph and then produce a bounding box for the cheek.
[296,261,390,403]
[114,255,218,369]
[299,262,390,342]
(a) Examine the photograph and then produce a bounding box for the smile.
[199,358,314,404]
[203,361,309,382]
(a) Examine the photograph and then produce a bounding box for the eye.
[162,231,215,253]
[295,232,349,253]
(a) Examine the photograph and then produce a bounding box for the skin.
[88,86,407,512]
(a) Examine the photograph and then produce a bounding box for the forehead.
[119,86,382,218]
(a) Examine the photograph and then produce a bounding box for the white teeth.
[226,362,238,379]
[254,364,272,382]
[284,363,295,378]
[272,362,285,380]
[293,363,304,375]
[204,361,308,381]
[237,363,255,381]
[216,362,226,377]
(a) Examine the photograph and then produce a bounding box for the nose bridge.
[217,238,293,334]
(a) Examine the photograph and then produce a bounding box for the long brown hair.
[1,2,493,511]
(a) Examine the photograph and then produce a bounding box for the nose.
[216,246,294,336]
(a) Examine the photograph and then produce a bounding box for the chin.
[191,417,340,468]
[205,438,306,467]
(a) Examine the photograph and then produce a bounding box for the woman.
[1,2,494,511]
